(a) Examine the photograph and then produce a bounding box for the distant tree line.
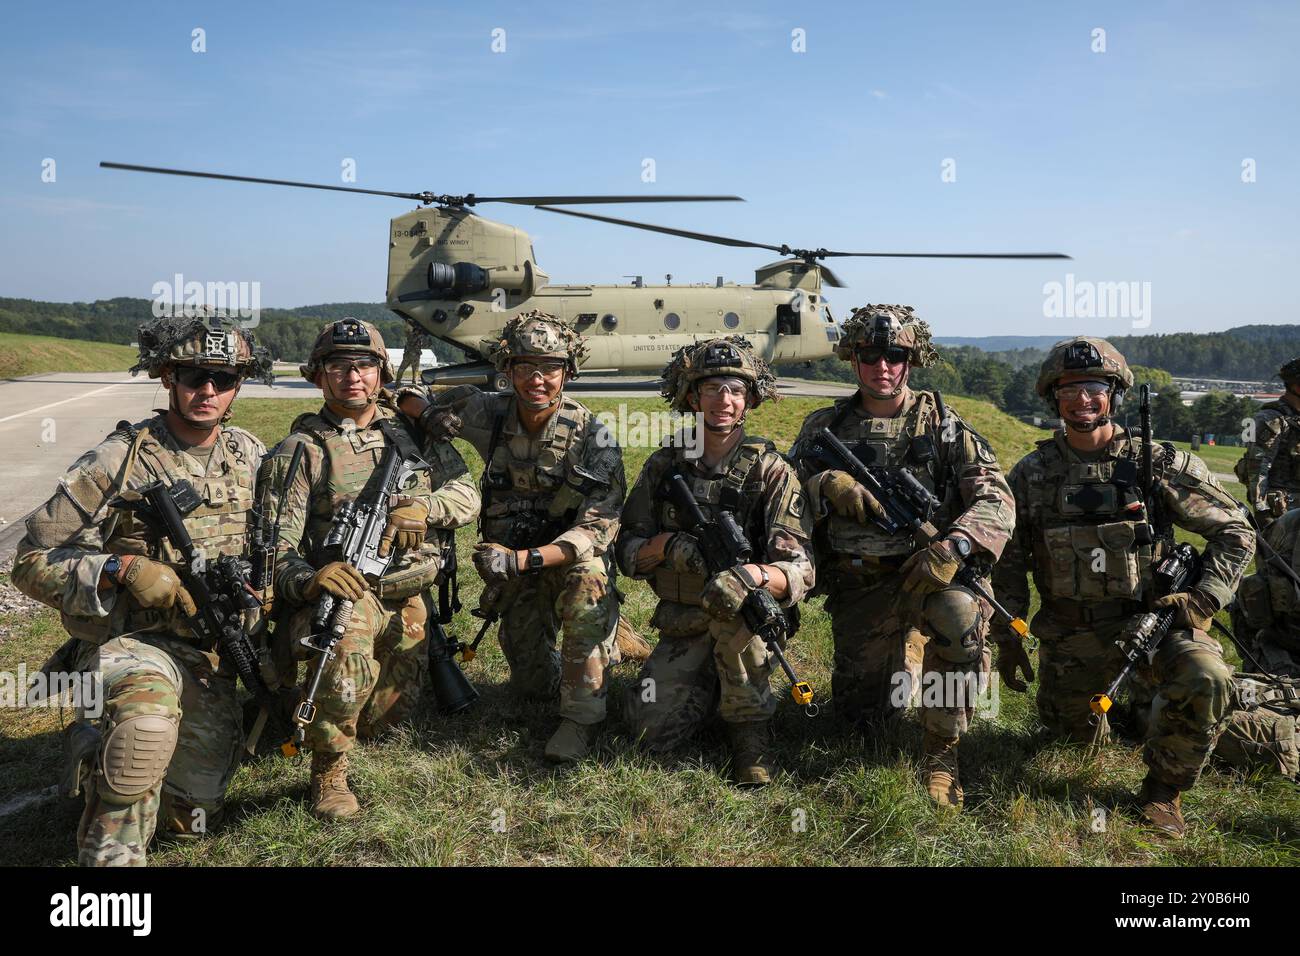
[0,297,466,364]
[806,345,1260,444]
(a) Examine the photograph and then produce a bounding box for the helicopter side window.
[602,314,618,331]
[723,312,740,329]
[574,313,596,326]
[776,304,801,336]
[664,312,681,330]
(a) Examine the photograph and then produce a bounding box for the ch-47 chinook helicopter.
[101,162,1070,390]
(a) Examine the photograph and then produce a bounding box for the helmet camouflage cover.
[1279,358,1300,384]
[835,304,937,368]
[300,317,394,383]
[1035,336,1134,398]
[131,313,268,381]
[485,310,589,375]
[660,335,779,412]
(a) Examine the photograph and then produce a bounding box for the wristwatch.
[103,554,123,582]
[946,535,972,560]
[526,548,545,573]
[751,565,770,590]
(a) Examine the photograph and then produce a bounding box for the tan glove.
[900,539,963,595]
[1152,589,1217,632]
[663,533,707,575]
[379,496,430,556]
[473,542,520,584]
[303,562,369,602]
[995,639,1035,693]
[120,557,196,617]
[819,470,885,525]
[701,566,754,621]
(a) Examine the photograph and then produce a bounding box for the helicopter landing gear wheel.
[492,372,512,393]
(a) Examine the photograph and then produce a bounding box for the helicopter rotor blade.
[818,250,1072,259]
[100,162,432,202]
[473,195,743,205]
[100,163,743,207]
[534,206,1071,262]
[534,205,785,253]
[818,264,848,288]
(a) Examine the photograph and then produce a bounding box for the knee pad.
[922,586,986,664]
[97,713,178,806]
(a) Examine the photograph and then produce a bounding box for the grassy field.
[0,331,135,378]
[1,394,1295,867]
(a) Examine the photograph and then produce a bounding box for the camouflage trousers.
[1213,673,1300,780]
[286,590,431,753]
[73,634,242,867]
[823,569,991,739]
[624,601,775,751]
[1032,609,1233,790]
[490,554,621,724]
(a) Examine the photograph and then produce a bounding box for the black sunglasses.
[174,366,241,392]
[857,346,909,366]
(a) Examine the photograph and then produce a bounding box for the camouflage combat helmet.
[300,317,395,384]
[1279,358,1300,385]
[1035,336,1134,398]
[485,310,589,377]
[835,304,938,369]
[131,313,266,380]
[660,335,779,412]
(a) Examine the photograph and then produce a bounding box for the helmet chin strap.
[1057,384,1116,433]
[324,376,380,411]
[165,368,236,431]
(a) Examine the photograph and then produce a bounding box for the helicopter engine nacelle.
[427,261,490,297]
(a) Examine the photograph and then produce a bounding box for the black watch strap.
[527,548,545,573]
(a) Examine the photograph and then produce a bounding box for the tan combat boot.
[1137,774,1185,838]
[544,718,597,763]
[727,721,775,786]
[309,750,360,820]
[922,732,963,810]
[615,614,653,664]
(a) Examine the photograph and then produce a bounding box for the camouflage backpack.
[1215,673,1300,781]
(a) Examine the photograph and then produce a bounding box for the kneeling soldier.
[13,315,270,865]
[260,318,480,818]
[789,305,1019,809]
[994,337,1253,837]
[617,336,815,785]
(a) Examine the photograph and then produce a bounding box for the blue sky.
[1,0,1295,336]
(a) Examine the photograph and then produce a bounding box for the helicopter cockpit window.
[602,314,618,331]
[723,312,740,329]
[664,312,681,330]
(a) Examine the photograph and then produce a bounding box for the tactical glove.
[819,470,885,526]
[994,638,1035,693]
[473,542,520,584]
[120,557,197,617]
[303,562,369,602]
[663,532,707,575]
[1152,589,1217,632]
[419,404,463,442]
[701,566,754,621]
[900,539,963,595]
[379,496,430,556]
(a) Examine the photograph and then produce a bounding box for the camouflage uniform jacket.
[12,414,265,645]
[263,397,480,605]
[428,385,624,560]
[616,433,815,608]
[1234,398,1300,518]
[790,388,1014,583]
[995,426,1255,618]
[1236,507,1300,650]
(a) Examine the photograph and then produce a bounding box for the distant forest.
[0,297,467,364]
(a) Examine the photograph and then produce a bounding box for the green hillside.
[0,331,136,378]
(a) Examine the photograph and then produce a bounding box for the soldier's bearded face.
[854,351,908,397]
[162,365,239,428]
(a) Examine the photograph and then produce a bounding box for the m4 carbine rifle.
[664,472,817,714]
[802,426,1031,643]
